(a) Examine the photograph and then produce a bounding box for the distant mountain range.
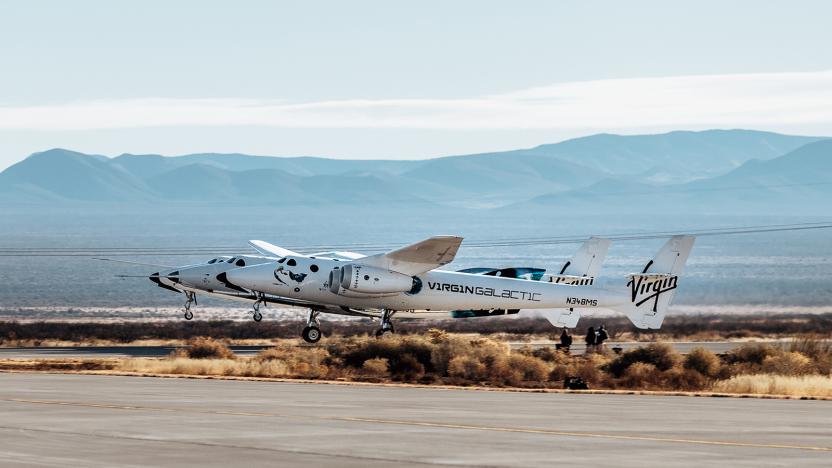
[0,129,828,214]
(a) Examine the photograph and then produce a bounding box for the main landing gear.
[301,309,321,343]
[375,309,396,338]
[251,292,265,322]
[183,291,196,320]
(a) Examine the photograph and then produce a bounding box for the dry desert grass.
[713,374,832,397]
[107,334,832,397]
[4,333,831,398]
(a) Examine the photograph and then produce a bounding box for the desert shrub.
[184,337,235,359]
[338,336,434,375]
[683,347,721,378]
[447,355,487,381]
[361,358,389,377]
[426,328,449,343]
[430,335,508,377]
[257,345,332,378]
[548,362,571,382]
[665,367,709,391]
[507,354,550,382]
[619,362,661,389]
[570,353,608,387]
[761,352,813,376]
[724,343,779,366]
[604,343,679,377]
[393,353,425,381]
[524,346,570,365]
[790,336,832,374]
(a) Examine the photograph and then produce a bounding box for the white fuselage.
[226,255,627,312]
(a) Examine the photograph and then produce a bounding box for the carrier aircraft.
[119,235,693,343]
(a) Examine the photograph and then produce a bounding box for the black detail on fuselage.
[427,281,541,302]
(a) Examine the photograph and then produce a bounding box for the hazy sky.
[1,0,831,169]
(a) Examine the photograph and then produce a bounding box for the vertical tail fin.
[544,237,611,285]
[616,235,696,329]
[540,237,611,328]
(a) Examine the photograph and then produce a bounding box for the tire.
[302,326,321,343]
[184,310,194,320]
[375,328,393,338]
[253,312,263,322]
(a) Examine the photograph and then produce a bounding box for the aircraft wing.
[359,235,463,276]
[309,251,366,260]
[248,240,302,258]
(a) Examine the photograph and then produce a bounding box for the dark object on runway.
[612,346,623,354]
[564,376,589,390]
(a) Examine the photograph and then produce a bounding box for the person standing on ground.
[559,328,573,352]
[584,326,596,353]
[596,325,609,353]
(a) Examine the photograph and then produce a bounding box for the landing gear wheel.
[302,326,321,343]
[251,292,265,322]
[182,291,196,320]
[375,309,395,338]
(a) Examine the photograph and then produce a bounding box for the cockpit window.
[208,259,217,264]
[235,259,246,266]
[287,258,297,267]
[227,257,236,263]
[278,258,286,264]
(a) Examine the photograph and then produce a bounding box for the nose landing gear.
[375,309,396,338]
[183,292,197,320]
[251,292,265,322]
[301,309,321,343]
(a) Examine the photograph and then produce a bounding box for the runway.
[0,340,789,359]
[0,374,829,467]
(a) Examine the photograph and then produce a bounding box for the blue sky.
[1,0,831,168]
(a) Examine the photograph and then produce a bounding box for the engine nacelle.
[328,264,414,294]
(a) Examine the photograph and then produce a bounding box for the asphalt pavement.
[0,373,829,467]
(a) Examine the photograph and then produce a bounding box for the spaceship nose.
[149,271,181,293]
[177,267,207,288]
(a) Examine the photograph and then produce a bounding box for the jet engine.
[329,264,415,294]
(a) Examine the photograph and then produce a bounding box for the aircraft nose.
[177,266,208,287]
[149,270,181,293]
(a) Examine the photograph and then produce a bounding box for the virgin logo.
[627,275,678,312]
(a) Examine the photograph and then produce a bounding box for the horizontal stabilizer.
[540,309,581,328]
